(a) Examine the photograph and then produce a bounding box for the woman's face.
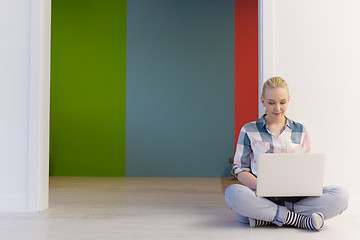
[261,87,289,121]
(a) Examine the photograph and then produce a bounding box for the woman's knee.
[224,184,250,209]
[324,185,349,213]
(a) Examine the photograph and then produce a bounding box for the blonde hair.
[261,77,289,99]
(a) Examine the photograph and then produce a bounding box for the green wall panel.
[50,0,127,176]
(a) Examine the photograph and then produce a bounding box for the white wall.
[0,0,30,211]
[260,0,360,211]
[0,0,50,212]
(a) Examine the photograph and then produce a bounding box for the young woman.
[225,77,349,231]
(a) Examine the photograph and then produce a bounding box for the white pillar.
[258,0,274,117]
[28,0,51,212]
[0,0,50,212]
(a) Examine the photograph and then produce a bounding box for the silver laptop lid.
[256,153,325,197]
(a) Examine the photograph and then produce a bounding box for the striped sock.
[249,218,273,228]
[285,211,324,231]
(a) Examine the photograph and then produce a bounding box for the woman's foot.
[249,218,273,228]
[285,211,324,231]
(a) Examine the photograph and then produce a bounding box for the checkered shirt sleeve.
[232,126,252,176]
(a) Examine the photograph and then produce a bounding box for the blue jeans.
[224,184,349,227]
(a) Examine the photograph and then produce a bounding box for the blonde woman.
[225,77,349,231]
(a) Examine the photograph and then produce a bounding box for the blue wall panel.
[126,0,234,177]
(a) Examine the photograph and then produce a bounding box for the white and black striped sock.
[285,211,324,231]
[249,218,273,228]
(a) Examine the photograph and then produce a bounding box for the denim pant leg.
[284,185,349,220]
[224,184,288,226]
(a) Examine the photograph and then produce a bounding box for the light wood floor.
[0,177,358,240]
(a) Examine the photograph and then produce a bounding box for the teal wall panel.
[50,0,127,176]
[126,0,234,177]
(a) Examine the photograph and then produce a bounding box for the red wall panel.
[234,0,258,149]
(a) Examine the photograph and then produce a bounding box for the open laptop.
[256,153,325,197]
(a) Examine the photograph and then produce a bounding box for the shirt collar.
[259,115,267,128]
[259,114,293,129]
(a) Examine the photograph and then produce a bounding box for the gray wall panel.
[126,0,234,177]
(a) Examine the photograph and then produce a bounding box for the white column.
[0,0,50,212]
[28,0,51,212]
[258,0,274,117]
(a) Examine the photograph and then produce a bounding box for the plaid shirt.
[232,115,311,177]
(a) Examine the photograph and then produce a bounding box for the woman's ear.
[261,97,265,106]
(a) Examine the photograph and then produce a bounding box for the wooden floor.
[0,177,358,240]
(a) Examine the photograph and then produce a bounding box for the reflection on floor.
[0,177,358,240]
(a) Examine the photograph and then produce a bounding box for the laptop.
[256,153,325,197]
